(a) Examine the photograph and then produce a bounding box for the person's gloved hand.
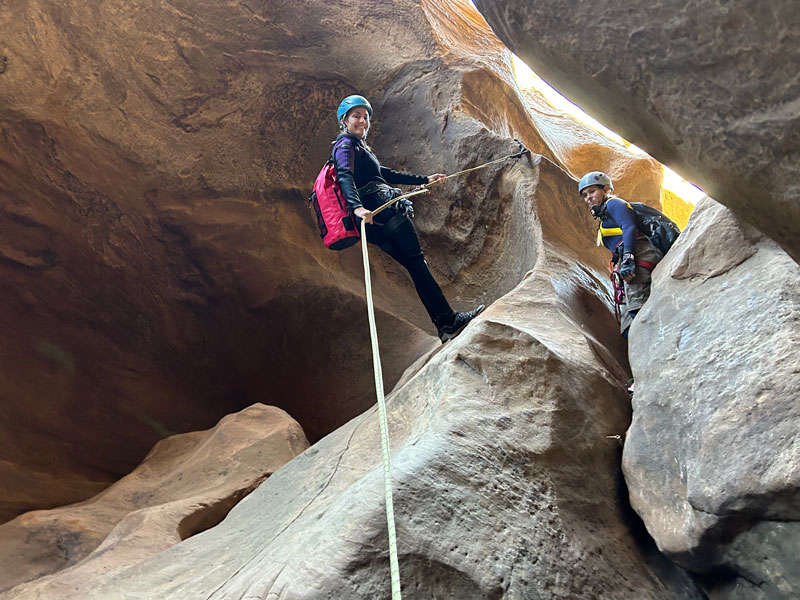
[395,198,414,218]
[617,253,636,282]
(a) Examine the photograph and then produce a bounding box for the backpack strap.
[635,259,657,271]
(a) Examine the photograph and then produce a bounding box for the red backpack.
[308,160,360,250]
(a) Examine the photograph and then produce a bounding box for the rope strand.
[371,143,530,216]
[360,219,402,599]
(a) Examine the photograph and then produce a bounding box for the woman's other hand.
[427,173,447,184]
[354,206,374,224]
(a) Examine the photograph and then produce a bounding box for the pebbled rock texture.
[624,197,800,599]
[474,0,800,264]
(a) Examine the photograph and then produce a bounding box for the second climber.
[579,171,664,338]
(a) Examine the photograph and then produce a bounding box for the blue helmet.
[337,95,373,124]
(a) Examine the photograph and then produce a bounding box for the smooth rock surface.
[0,403,308,595]
[624,197,800,598]
[4,245,702,599]
[520,87,664,206]
[474,0,800,263]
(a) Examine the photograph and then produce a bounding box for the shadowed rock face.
[623,198,800,599]
[474,0,800,263]
[0,0,456,518]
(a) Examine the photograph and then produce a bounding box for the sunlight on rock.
[512,54,704,220]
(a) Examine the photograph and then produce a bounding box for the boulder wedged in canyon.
[624,197,800,599]
[473,0,800,264]
[5,244,703,599]
[0,403,308,595]
[0,0,663,521]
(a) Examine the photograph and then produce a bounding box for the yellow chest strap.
[597,225,623,246]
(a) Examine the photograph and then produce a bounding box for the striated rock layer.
[0,404,308,594]
[474,0,800,263]
[624,197,800,599]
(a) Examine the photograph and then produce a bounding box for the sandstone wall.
[474,0,800,263]
[0,0,721,598]
[0,0,662,521]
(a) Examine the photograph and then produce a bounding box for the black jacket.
[331,133,427,212]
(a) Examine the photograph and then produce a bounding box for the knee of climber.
[397,250,426,272]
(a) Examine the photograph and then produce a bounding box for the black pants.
[364,213,453,326]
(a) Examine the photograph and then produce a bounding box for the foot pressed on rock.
[437,305,485,343]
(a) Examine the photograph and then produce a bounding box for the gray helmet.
[578,171,614,193]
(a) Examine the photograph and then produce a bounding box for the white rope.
[360,218,402,600]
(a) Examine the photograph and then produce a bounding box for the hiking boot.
[437,305,485,343]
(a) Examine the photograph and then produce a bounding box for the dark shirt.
[332,133,428,211]
[597,197,639,255]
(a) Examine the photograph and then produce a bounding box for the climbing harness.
[608,254,658,323]
[360,218,403,600]
[371,139,531,217]
[372,186,431,217]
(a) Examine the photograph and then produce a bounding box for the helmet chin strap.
[591,203,605,218]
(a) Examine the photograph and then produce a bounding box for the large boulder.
[473,0,800,263]
[0,403,308,594]
[624,197,800,598]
